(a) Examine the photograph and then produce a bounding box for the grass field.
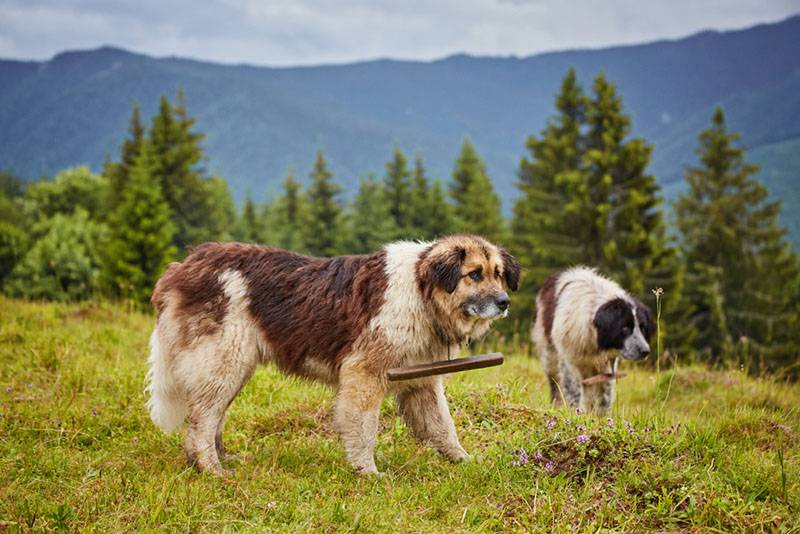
[1,297,798,532]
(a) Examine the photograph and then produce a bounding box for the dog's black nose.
[495,292,510,311]
[638,347,651,359]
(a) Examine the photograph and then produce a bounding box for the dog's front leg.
[558,359,584,409]
[596,380,615,414]
[397,378,469,462]
[333,364,386,475]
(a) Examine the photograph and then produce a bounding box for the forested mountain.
[1,14,798,239]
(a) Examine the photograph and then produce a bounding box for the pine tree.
[512,70,688,351]
[584,73,661,291]
[345,175,398,253]
[427,180,456,238]
[271,169,307,252]
[104,102,144,210]
[675,107,800,367]
[304,150,343,257]
[512,68,587,304]
[450,139,505,242]
[408,156,432,239]
[583,74,689,349]
[407,156,454,240]
[148,92,229,250]
[236,193,261,243]
[104,142,177,304]
[383,147,412,235]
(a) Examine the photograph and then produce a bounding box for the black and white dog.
[532,267,655,413]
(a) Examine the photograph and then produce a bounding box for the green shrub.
[0,221,28,281]
[4,209,108,301]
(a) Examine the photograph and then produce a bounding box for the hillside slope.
[1,298,798,530]
[1,15,798,230]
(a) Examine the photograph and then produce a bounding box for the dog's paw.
[356,466,382,476]
[445,446,471,463]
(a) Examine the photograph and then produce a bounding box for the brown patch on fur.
[537,271,560,345]
[499,248,521,291]
[152,245,231,344]
[153,243,388,377]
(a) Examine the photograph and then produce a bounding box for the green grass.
[1,298,798,532]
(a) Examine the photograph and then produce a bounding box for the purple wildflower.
[577,425,586,433]
[575,407,584,415]
[532,451,543,462]
[606,417,614,427]
[576,434,590,444]
[564,419,572,425]
[546,419,556,430]
[544,461,555,472]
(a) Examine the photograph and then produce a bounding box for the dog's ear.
[428,246,466,294]
[634,298,656,340]
[593,298,631,350]
[499,248,521,291]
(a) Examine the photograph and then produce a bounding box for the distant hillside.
[1,15,799,241]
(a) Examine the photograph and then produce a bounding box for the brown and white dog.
[532,267,654,413]
[146,235,520,475]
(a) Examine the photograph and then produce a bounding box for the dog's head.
[417,235,520,342]
[593,297,654,361]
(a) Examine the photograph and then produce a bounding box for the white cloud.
[0,0,798,65]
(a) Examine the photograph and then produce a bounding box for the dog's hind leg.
[334,361,386,475]
[181,337,258,476]
[397,378,469,462]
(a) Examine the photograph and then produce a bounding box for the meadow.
[1,297,798,532]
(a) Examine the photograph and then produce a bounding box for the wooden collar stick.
[581,372,627,386]
[387,352,504,381]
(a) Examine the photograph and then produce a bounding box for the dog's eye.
[622,326,631,335]
[495,268,501,279]
[468,269,482,282]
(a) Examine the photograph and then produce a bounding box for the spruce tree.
[584,74,688,347]
[148,91,229,250]
[383,147,412,234]
[427,180,455,238]
[345,175,398,253]
[104,142,177,304]
[512,68,587,306]
[407,156,455,240]
[512,70,688,350]
[450,139,505,242]
[675,107,800,366]
[408,156,432,239]
[304,150,343,257]
[236,193,260,243]
[271,169,308,252]
[104,102,144,210]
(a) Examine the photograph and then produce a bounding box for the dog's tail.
[145,326,186,433]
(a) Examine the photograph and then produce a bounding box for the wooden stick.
[387,352,504,381]
[581,372,627,386]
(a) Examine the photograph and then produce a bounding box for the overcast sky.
[1,0,799,66]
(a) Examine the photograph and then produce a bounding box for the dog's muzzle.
[464,292,510,319]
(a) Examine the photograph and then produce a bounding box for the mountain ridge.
[1,14,799,241]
